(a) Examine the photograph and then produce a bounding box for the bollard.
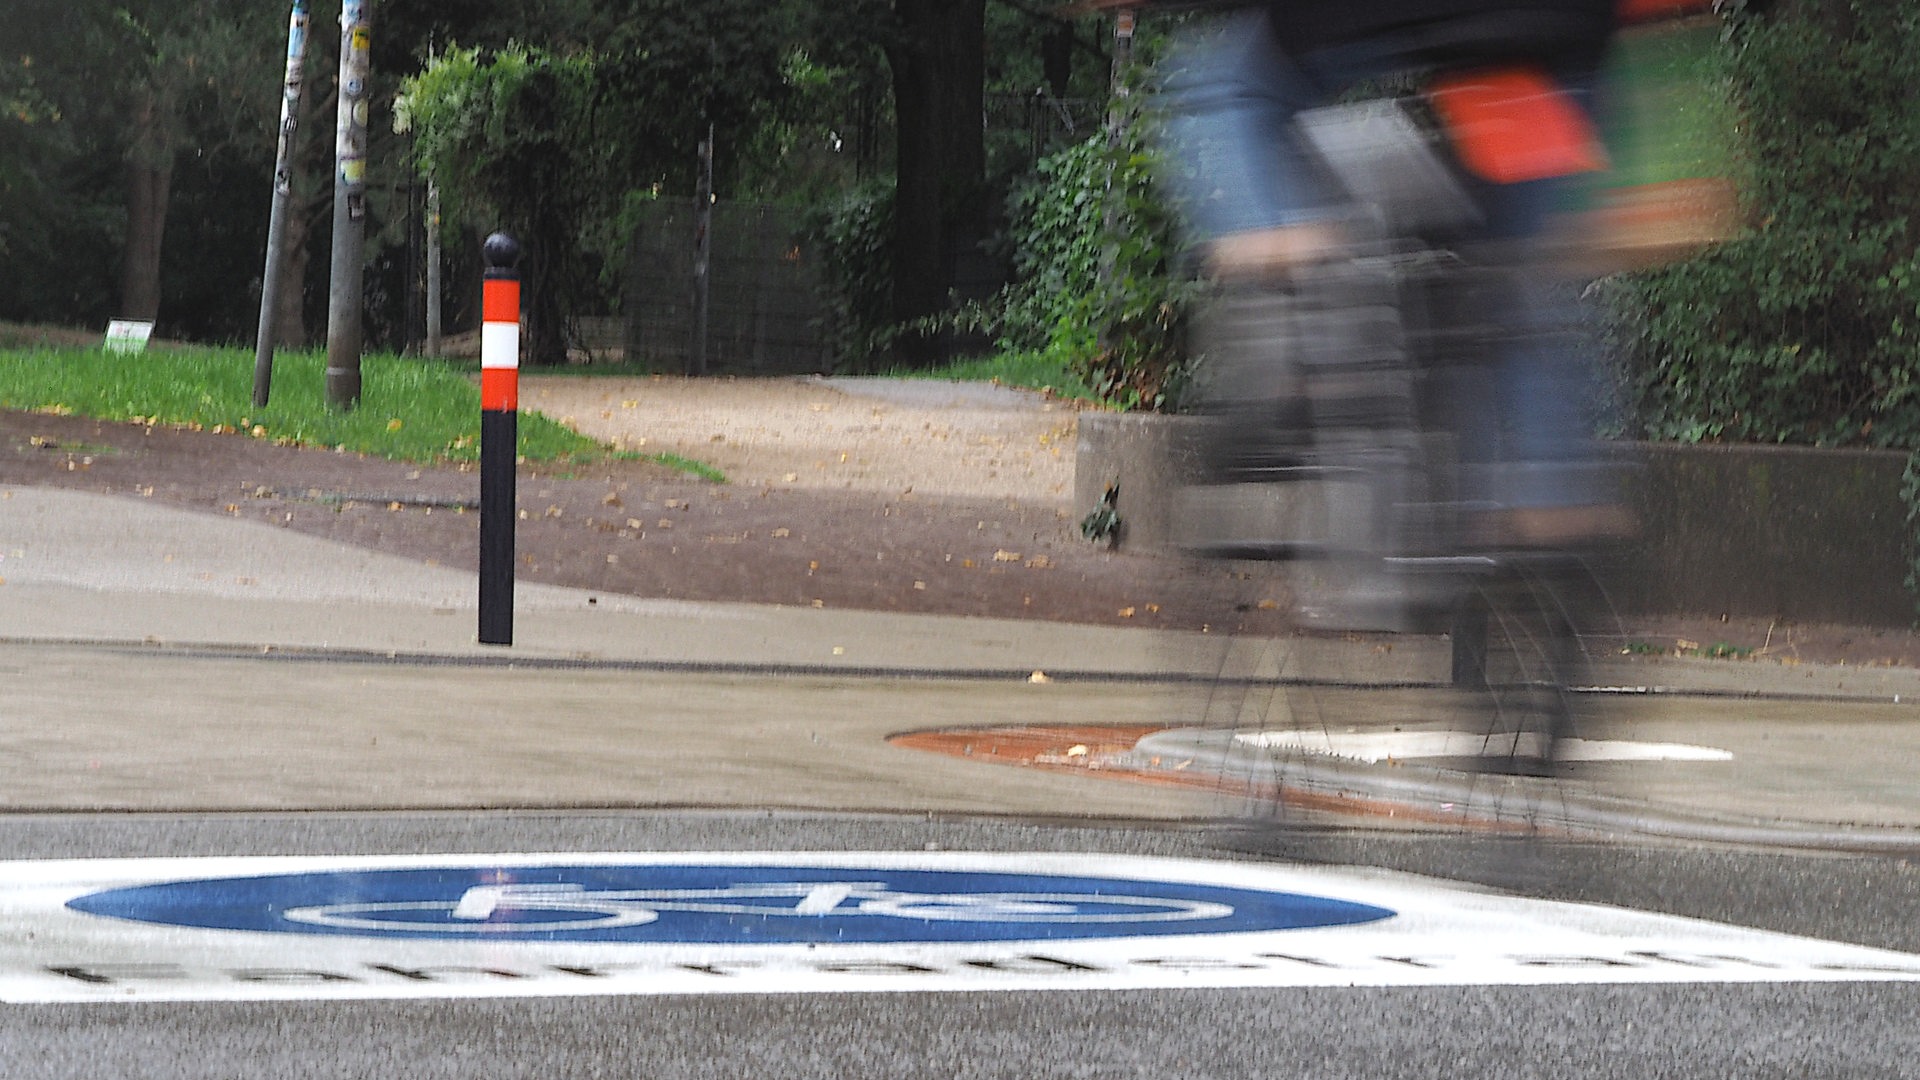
[478,232,521,646]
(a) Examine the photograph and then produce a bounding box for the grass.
[885,348,1100,403]
[0,342,638,466]
[0,328,1085,471]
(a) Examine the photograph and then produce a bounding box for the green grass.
[0,343,627,466]
[886,348,1099,403]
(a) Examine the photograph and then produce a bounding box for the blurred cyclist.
[1159,0,1636,549]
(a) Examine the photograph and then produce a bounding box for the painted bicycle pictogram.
[282,880,1238,934]
[67,861,1397,944]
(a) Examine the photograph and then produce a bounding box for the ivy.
[966,86,1202,410]
[802,179,897,371]
[1607,2,1920,450]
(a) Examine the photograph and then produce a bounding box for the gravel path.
[521,375,1080,503]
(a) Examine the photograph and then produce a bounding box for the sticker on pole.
[3,851,1919,1003]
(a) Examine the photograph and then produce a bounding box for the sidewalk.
[3,485,1918,847]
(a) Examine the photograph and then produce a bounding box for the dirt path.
[521,375,1080,502]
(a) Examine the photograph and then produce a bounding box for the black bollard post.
[478,232,521,646]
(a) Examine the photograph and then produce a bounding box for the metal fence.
[618,201,828,376]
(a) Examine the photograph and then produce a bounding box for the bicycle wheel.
[1164,555,1609,836]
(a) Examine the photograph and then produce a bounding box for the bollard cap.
[482,232,522,275]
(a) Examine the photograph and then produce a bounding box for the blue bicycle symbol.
[281,880,1237,934]
[68,863,1397,943]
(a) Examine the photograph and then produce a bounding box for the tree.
[111,1,287,322]
[400,2,807,365]
[884,0,989,366]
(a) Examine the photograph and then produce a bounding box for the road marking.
[1,851,1914,1002]
[1237,730,1734,763]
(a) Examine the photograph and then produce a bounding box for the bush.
[803,179,896,372]
[1608,1,1920,449]
[980,103,1200,411]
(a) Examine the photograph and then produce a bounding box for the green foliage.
[966,104,1199,411]
[803,180,897,371]
[887,350,1096,402]
[1608,2,1920,450]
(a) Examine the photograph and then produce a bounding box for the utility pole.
[325,0,372,409]
[251,0,311,408]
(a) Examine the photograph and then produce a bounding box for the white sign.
[0,852,1914,1003]
[102,320,154,355]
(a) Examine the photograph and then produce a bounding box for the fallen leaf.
[602,492,623,507]
[771,528,791,538]
[386,418,403,431]
[1118,607,1135,618]
[992,550,1020,562]
[626,518,644,529]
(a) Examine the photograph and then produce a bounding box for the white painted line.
[0,852,1912,1003]
[1237,730,1734,763]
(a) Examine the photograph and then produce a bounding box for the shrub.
[983,100,1200,410]
[1607,1,1920,449]
[803,179,896,372]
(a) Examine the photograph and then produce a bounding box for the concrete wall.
[1074,411,1914,627]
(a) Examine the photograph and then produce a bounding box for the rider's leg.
[1156,11,1351,280]
[1468,164,1636,547]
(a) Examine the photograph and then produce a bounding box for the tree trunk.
[887,0,987,368]
[272,199,311,347]
[119,159,171,321]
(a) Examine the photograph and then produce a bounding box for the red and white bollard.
[478,232,521,646]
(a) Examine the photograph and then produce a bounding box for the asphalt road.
[4,810,1918,1079]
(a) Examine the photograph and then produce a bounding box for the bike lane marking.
[1,851,1916,1002]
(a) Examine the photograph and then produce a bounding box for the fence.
[618,201,828,376]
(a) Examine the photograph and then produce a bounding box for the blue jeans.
[1159,10,1609,511]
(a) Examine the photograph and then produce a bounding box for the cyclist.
[1159,0,1636,550]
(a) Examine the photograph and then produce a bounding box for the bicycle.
[1164,76,1626,832]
